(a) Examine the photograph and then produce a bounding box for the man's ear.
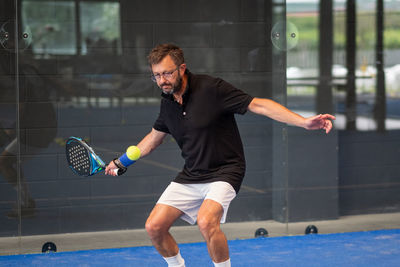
[179,63,186,75]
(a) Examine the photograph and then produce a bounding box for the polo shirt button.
[183,111,186,116]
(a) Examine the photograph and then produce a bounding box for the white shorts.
[4,138,18,154]
[4,138,41,156]
[157,181,237,225]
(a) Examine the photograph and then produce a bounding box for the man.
[0,27,58,218]
[105,44,335,267]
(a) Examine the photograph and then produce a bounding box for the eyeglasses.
[151,66,180,82]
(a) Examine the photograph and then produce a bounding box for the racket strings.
[67,143,91,175]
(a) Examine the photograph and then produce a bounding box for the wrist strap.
[113,158,126,169]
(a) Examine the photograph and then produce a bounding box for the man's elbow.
[248,98,264,114]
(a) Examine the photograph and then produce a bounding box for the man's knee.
[145,219,160,237]
[0,155,10,168]
[145,218,168,238]
[197,215,220,237]
[145,204,182,239]
[0,152,15,168]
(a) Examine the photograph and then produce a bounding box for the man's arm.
[248,97,335,134]
[136,128,168,157]
[105,128,167,176]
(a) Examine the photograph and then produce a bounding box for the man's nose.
[159,75,168,83]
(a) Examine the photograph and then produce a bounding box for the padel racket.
[66,136,126,176]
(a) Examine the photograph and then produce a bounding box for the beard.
[160,73,182,95]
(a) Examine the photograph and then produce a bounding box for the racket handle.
[111,168,127,176]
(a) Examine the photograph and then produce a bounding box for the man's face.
[151,55,185,95]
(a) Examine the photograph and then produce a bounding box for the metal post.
[317,0,333,115]
[346,0,357,130]
[374,0,386,132]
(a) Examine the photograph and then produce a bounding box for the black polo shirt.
[153,70,253,193]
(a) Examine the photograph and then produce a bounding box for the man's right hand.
[105,161,119,176]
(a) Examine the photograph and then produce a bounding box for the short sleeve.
[217,79,254,114]
[153,104,170,134]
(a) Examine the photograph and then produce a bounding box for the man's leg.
[197,199,229,264]
[145,203,183,257]
[0,150,36,218]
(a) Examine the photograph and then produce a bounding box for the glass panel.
[0,0,21,253]
[80,1,122,55]
[21,0,76,56]
[285,0,339,235]
[336,0,400,217]
[285,0,400,237]
[3,0,289,251]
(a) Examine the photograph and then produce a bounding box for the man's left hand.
[304,114,336,134]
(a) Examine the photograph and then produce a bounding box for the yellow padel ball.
[126,146,141,161]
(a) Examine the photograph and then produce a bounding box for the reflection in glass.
[80,2,121,55]
[0,0,398,256]
[22,1,76,55]
[21,1,121,56]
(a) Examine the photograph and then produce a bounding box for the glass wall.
[1,0,399,255]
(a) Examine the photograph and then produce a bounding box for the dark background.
[0,0,399,238]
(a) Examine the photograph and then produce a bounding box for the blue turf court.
[1,229,399,266]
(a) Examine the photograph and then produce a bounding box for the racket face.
[66,138,92,176]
